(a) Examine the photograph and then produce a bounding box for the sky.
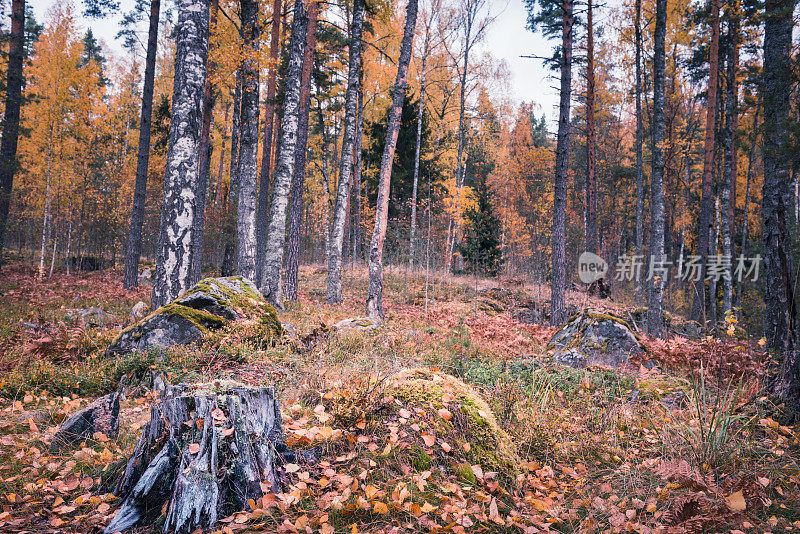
[30,0,562,128]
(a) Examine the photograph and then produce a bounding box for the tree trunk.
[365,0,418,321]
[191,0,220,285]
[646,0,667,336]
[39,134,55,281]
[0,0,25,271]
[762,0,798,405]
[691,0,720,323]
[634,0,644,304]
[410,34,428,272]
[326,0,365,304]
[150,0,210,309]
[550,0,573,327]
[255,0,283,283]
[123,0,161,288]
[235,0,261,281]
[285,1,319,302]
[720,0,739,314]
[352,86,365,263]
[735,102,758,312]
[584,0,597,255]
[260,0,308,309]
[105,382,285,534]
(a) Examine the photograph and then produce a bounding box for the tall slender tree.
[691,0,721,323]
[150,0,210,309]
[122,0,161,288]
[285,0,319,301]
[365,0,418,320]
[527,0,574,326]
[0,0,25,270]
[190,0,220,285]
[720,0,739,313]
[255,0,283,282]
[646,0,667,336]
[261,0,308,308]
[634,0,644,303]
[584,0,597,254]
[236,0,260,281]
[762,0,798,407]
[326,0,365,304]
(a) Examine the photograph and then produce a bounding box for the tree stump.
[104,381,285,534]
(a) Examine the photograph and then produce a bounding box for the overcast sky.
[30,0,562,128]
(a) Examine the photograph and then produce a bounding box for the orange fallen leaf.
[187,443,201,454]
[421,433,435,447]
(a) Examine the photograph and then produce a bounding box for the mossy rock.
[385,368,520,483]
[105,277,282,357]
[548,309,644,368]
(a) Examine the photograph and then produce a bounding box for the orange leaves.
[187,443,201,454]
[421,432,435,447]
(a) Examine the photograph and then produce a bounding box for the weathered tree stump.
[104,381,284,534]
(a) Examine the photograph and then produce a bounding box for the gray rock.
[138,267,152,283]
[552,348,588,369]
[548,309,644,368]
[50,393,120,453]
[130,301,148,322]
[334,317,380,331]
[105,277,282,357]
[512,306,544,325]
[66,307,117,326]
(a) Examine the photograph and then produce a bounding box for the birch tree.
[236,0,260,281]
[150,0,210,309]
[365,0,419,321]
[260,0,307,308]
[326,0,365,304]
[285,0,319,301]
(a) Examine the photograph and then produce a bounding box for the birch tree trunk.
[691,0,720,323]
[285,1,319,302]
[550,0,573,327]
[365,0,418,321]
[326,0,365,304]
[646,0,667,336]
[260,0,308,308]
[584,0,598,255]
[720,0,739,314]
[190,0,220,285]
[0,0,25,271]
[352,85,365,263]
[410,25,430,272]
[255,0,283,283]
[150,0,210,309]
[236,0,261,281]
[39,134,54,281]
[762,0,798,405]
[123,0,161,288]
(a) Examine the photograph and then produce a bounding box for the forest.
[0,0,799,531]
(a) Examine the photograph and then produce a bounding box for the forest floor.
[0,261,798,533]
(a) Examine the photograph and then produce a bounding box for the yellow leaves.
[421,433,435,447]
[437,408,452,421]
[372,501,389,514]
[284,463,300,474]
[364,484,380,499]
[726,490,746,512]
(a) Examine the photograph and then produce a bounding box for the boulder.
[105,277,282,357]
[66,307,117,326]
[334,317,379,331]
[138,267,152,283]
[50,393,120,453]
[130,301,148,322]
[548,310,644,368]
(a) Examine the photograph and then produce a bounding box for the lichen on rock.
[548,309,644,368]
[105,277,282,357]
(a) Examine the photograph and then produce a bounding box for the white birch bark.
[151,0,210,309]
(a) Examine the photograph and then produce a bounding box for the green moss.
[162,303,227,331]
[409,445,432,471]
[638,377,691,401]
[454,462,476,485]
